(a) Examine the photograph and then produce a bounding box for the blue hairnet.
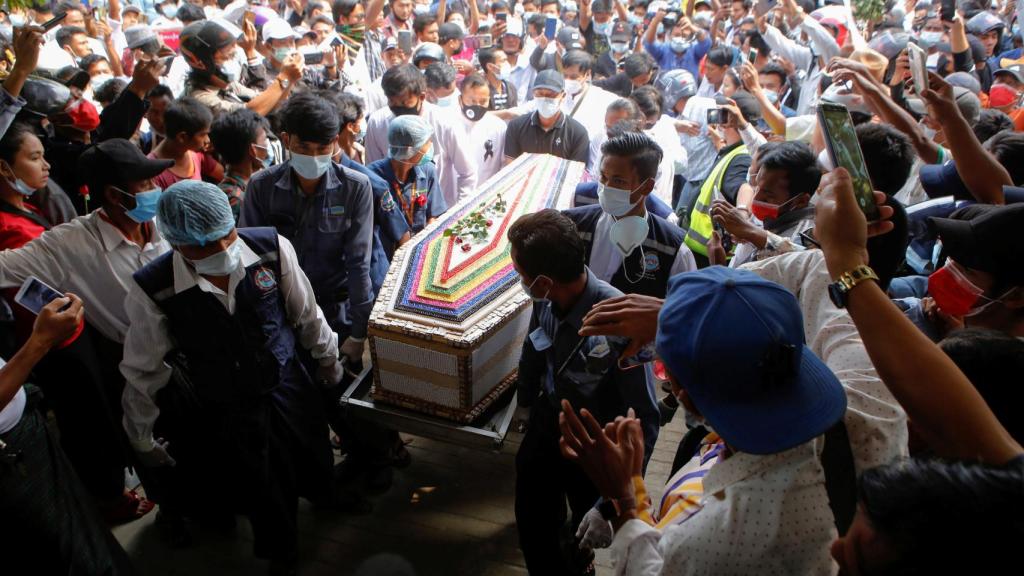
[388,115,433,161]
[157,180,235,246]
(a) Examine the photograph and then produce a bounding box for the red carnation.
[415,194,427,207]
[461,243,471,253]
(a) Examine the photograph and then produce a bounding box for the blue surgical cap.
[157,180,235,246]
[388,115,433,161]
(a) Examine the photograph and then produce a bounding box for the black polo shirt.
[504,111,590,164]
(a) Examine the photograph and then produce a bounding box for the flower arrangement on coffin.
[443,193,508,252]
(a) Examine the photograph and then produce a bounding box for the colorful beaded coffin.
[369,154,584,422]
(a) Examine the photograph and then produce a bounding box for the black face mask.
[461,103,487,122]
[389,99,422,117]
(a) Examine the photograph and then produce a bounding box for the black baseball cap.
[929,204,1024,285]
[557,27,583,50]
[610,21,634,43]
[438,22,465,43]
[78,139,174,187]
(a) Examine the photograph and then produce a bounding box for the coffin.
[368,154,585,422]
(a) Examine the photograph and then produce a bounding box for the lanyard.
[390,178,419,227]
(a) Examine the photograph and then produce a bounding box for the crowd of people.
[0,0,1022,574]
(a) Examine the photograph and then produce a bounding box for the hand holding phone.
[907,42,928,95]
[941,0,956,22]
[398,29,414,54]
[817,102,879,220]
[15,276,66,315]
[41,12,68,32]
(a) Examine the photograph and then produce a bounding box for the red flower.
[415,194,427,207]
[486,219,493,227]
[455,236,463,244]
[461,243,471,253]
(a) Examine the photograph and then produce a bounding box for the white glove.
[136,438,176,468]
[575,507,613,550]
[316,356,346,388]
[340,336,365,363]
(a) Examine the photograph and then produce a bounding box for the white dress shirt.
[462,112,508,185]
[508,51,538,104]
[762,20,840,116]
[588,211,696,283]
[120,235,338,451]
[565,84,620,145]
[0,210,171,343]
[365,101,479,208]
[677,95,717,182]
[610,440,838,576]
[647,116,688,206]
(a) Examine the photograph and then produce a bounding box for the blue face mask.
[161,3,178,19]
[418,145,434,166]
[290,151,332,179]
[118,187,162,223]
[593,20,612,36]
[252,144,273,169]
[670,38,689,53]
[627,14,642,25]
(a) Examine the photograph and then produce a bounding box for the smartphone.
[304,51,325,65]
[496,12,508,22]
[907,42,928,95]
[41,12,68,31]
[14,276,65,315]
[244,10,257,26]
[817,102,879,220]
[475,33,493,48]
[748,47,758,63]
[941,0,956,22]
[544,15,557,39]
[706,107,729,124]
[398,29,414,54]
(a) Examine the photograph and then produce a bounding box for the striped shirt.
[634,433,725,530]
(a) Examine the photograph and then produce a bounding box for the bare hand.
[708,230,728,266]
[739,61,761,93]
[240,17,258,56]
[921,296,964,335]
[281,53,305,81]
[579,294,663,358]
[130,55,162,96]
[890,50,910,87]
[30,293,84,350]
[11,25,44,74]
[919,70,959,120]
[453,59,475,74]
[675,119,700,136]
[710,199,758,241]
[491,19,507,40]
[558,400,639,501]
[814,168,895,278]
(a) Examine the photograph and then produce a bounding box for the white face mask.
[90,73,114,93]
[220,59,242,83]
[597,180,645,217]
[520,275,551,302]
[435,93,456,107]
[609,215,649,257]
[189,237,243,276]
[535,97,561,119]
[564,78,584,95]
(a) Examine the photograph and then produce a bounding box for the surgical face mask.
[764,89,779,105]
[5,175,35,196]
[435,93,456,108]
[220,59,242,83]
[190,237,243,276]
[252,143,272,169]
[413,3,430,15]
[417,144,434,166]
[750,193,802,222]
[90,73,114,93]
[520,274,551,302]
[669,37,689,53]
[628,14,642,25]
[161,3,179,19]
[598,180,645,217]
[927,261,1002,317]
[290,151,332,179]
[609,215,649,257]
[8,14,25,27]
[919,30,943,46]
[593,20,612,36]
[564,78,583,95]
[118,186,162,223]
[535,97,561,119]
[353,121,367,142]
[610,41,628,54]
[497,62,513,80]
[273,47,294,63]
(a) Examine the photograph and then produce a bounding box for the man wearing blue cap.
[121,180,344,573]
[508,209,659,575]
[562,264,849,573]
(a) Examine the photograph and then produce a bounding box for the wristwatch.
[598,496,636,521]
[828,265,878,309]
[277,77,291,90]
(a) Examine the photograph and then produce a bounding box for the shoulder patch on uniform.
[643,252,660,272]
[254,267,277,292]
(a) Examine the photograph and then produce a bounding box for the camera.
[706,107,729,125]
[662,8,682,29]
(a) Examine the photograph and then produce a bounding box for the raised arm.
[815,168,1023,465]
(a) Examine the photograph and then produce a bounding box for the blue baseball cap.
[655,267,846,455]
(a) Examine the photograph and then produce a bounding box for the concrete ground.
[114,404,685,576]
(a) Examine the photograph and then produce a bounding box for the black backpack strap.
[822,420,858,536]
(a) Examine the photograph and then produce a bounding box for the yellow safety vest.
[684,144,748,257]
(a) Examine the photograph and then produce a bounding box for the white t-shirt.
[462,112,508,186]
[0,359,25,435]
